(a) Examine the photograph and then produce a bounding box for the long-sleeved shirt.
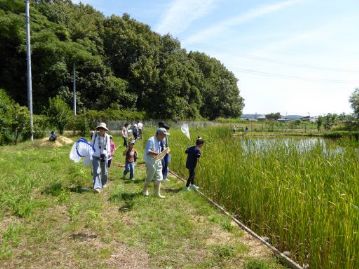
[121,126,128,138]
[91,132,111,158]
[185,146,201,170]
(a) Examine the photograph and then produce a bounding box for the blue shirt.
[144,136,162,164]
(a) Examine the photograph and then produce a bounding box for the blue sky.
[73,0,359,116]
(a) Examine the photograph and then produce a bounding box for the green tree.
[323,113,337,130]
[0,89,15,144]
[0,1,245,120]
[349,88,359,118]
[189,52,244,119]
[96,76,137,109]
[47,96,72,134]
[11,104,30,144]
[0,89,30,144]
[265,112,281,121]
[316,116,323,131]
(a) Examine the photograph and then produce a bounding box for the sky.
[72,0,359,116]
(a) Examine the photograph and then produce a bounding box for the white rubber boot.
[143,181,149,196]
[155,182,165,199]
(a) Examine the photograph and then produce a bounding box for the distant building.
[301,116,311,121]
[241,114,265,121]
[277,117,290,122]
[257,115,266,121]
[309,117,318,123]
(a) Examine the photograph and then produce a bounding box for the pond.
[239,137,355,156]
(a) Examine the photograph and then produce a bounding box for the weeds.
[169,126,359,269]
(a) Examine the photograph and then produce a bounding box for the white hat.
[157,127,170,135]
[96,122,109,131]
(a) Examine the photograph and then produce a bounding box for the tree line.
[0,0,244,121]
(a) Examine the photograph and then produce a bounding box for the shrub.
[0,89,33,144]
[47,96,72,134]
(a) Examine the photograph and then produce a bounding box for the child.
[185,137,205,190]
[123,140,137,180]
[107,135,116,168]
[49,131,57,141]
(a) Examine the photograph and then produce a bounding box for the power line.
[238,55,359,73]
[236,67,359,84]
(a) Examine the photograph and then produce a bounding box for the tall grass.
[169,126,359,269]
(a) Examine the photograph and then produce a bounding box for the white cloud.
[155,0,218,35]
[184,0,304,45]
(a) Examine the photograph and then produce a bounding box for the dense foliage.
[0,0,244,120]
[0,89,30,144]
[265,112,281,121]
[349,88,359,118]
[47,95,72,134]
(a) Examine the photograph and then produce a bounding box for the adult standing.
[158,122,170,181]
[91,122,111,193]
[137,121,143,139]
[143,128,169,198]
[132,122,139,140]
[121,123,129,147]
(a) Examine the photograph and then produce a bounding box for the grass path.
[0,139,284,269]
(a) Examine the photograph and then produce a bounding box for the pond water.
[239,137,353,156]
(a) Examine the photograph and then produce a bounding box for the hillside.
[0,0,244,120]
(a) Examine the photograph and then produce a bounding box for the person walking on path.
[185,137,205,191]
[107,135,116,168]
[143,128,170,198]
[137,121,143,139]
[121,123,129,147]
[123,140,137,180]
[91,122,111,193]
[158,122,170,181]
[132,123,139,140]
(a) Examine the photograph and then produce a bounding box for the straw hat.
[96,122,109,131]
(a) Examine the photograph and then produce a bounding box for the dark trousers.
[186,168,195,187]
[162,154,169,179]
[123,137,128,147]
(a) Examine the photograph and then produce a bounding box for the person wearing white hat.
[91,122,111,193]
[143,127,170,198]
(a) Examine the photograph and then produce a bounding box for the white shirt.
[91,132,110,158]
[138,122,143,130]
[122,126,128,138]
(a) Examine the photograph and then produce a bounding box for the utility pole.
[25,0,34,141]
[73,63,76,116]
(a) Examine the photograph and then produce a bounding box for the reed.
[170,126,359,269]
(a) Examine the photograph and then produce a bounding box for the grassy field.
[169,126,359,269]
[0,136,284,269]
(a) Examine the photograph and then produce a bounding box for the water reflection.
[240,137,346,156]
